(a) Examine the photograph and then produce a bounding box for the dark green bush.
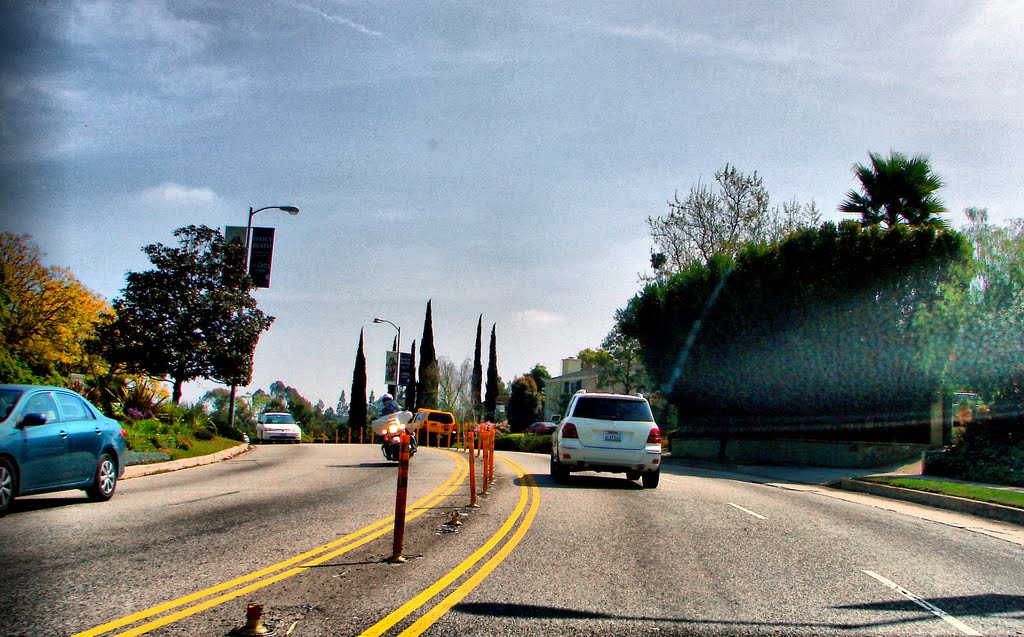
[925,415,1024,487]
[494,433,552,455]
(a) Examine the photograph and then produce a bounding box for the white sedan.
[256,413,302,443]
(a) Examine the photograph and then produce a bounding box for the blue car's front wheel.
[0,458,15,516]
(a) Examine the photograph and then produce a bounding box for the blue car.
[0,385,127,516]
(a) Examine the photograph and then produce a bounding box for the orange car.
[410,409,457,437]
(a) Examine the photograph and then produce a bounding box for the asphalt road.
[1,445,1022,637]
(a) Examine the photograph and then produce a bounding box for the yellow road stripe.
[74,453,467,637]
[359,456,531,637]
[400,459,540,636]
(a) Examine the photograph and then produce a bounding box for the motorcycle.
[373,411,417,462]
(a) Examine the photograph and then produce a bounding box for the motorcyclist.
[380,393,416,452]
[381,393,401,416]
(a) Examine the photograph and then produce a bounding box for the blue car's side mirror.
[17,412,48,429]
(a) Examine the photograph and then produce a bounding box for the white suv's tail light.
[562,423,579,439]
[647,427,661,444]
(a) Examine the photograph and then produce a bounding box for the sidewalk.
[122,442,252,479]
[665,455,1024,526]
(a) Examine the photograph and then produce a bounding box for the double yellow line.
[361,455,540,637]
[75,454,469,637]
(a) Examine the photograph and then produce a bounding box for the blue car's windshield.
[0,389,23,421]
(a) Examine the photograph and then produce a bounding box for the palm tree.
[840,151,948,228]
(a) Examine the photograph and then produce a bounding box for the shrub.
[494,433,552,455]
[925,414,1024,487]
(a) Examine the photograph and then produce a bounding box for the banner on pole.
[399,352,412,386]
[385,351,400,385]
[248,227,275,288]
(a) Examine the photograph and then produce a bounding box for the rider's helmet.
[382,393,393,402]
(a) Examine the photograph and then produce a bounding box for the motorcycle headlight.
[388,424,399,434]
[380,428,387,436]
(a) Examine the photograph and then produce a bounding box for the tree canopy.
[647,164,819,273]
[507,375,543,431]
[1,232,108,383]
[95,225,273,403]
[417,300,439,409]
[840,151,947,228]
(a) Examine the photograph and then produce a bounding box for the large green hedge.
[618,222,971,439]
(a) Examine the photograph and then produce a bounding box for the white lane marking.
[862,570,982,636]
[663,477,679,484]
[726,502,766,519]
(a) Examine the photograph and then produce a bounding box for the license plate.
[604,431,622,442]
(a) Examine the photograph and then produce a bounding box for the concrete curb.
[837,478,1024,526]
[122,443,253,479]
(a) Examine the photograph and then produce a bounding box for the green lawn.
[861,476,1024,510]
[166,435,244,461]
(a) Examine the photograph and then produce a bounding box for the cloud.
[510,310,567,329]
[282,0,383,37]
[140,183,220,205]
[64,1,213,56]
[596,23,811,67]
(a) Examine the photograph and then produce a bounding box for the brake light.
[647,427,661,444]
[562,423,578,439]
[120,428,127,439]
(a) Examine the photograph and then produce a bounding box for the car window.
[263,414,296,424]
[24,392,61,423]
[430,412,455,424]
[56,392,95,421]
[572,397,653,422]
[0,388,22,421]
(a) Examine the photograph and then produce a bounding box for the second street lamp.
[373,318,401,400]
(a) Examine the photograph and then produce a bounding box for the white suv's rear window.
[572,396,653,421]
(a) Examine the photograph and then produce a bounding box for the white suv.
[550,391,662,488]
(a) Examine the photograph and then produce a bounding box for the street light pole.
[373,317,401,401]
[229,204,301,433]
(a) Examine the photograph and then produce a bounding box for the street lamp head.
[373,318,385,324]
[281,206,300,215]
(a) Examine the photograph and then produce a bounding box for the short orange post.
[321,432,326,444]
[387,432,412,563]
[347,428,351,444]
[481,426,491,495]
[335,430,338,444]
[360,428,364,445]
[467,431,478,508]
[489,426,496,484]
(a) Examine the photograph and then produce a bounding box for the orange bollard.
[347,428,351,444]
[335,430,338,444]
[387,432,412,563]
[481,427,491,495]
[467,431,478,508]
[360,428,364,445]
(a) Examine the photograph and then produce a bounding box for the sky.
[2,1,1022,409]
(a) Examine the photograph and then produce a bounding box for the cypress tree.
[484,323,499,421]
[417,300,439,409]
[349,329,368,436]
[471,314,483,423]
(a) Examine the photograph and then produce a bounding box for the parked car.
[550,390,662,488]
[0,384,127,515]
[526,421,557,435]
[256,412,302,443]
